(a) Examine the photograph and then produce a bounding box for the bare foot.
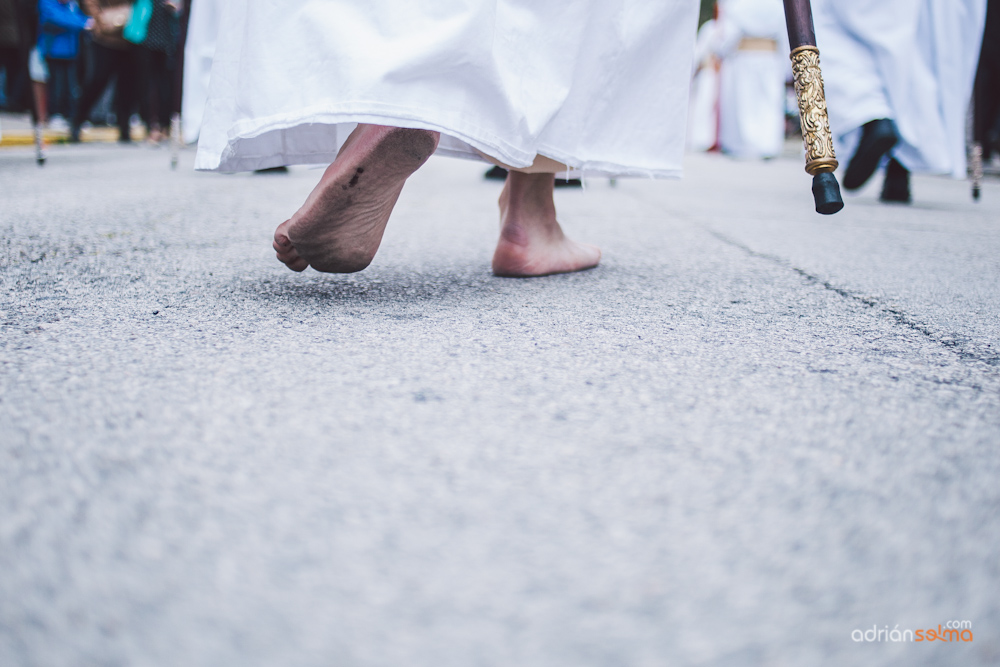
[273,124,440,273]
[492,172,601,277]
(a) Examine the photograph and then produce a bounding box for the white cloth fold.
[196,0,700,177]
[181,0,222,144]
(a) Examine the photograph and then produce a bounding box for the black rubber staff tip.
[812,172,844,215]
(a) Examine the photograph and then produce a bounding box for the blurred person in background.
[0,0,22,109]
[37,0,92,127]
[1,0,38,113]
[137,0,180,143]
[688,0,787,159]
[814,0,987,203]
[717,0,787,159]
[70,0,138,143]
[25,0,47,127]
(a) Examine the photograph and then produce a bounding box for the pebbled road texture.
[2,144,999,667]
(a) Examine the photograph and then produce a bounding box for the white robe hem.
[196,105,684,179]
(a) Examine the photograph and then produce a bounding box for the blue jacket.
[37,0,89,60]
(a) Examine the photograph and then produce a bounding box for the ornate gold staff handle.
[784,0,844,214]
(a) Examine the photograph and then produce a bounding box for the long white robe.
[195,1,700,177]
[814,0,987,179]
[181,0,222,144]
[715,0,788,159]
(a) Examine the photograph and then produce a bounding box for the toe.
[285,256,309,272]
[275,247,308,271]
[587,244,602,265]
[274,239,298,261]
[273,221,309,271]
[275,246,308,270]
[274,221,295,250]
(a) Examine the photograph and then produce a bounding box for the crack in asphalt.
[707,229,1000,371]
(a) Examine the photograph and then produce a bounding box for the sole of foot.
[492,235,601,278]
[273,125,440,273]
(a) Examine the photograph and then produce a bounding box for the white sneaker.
[48,115,69,131]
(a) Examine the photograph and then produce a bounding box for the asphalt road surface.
[2,143,999,667]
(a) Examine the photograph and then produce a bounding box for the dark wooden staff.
[783,0,844,214]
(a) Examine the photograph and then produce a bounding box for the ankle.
[498,218,531,246]
[506,170,554,192]
[500,174,557,223]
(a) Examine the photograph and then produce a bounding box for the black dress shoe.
[484,165,508,180]
[844,119,900,190]
[880,158,911,203]
[553,178,582,188]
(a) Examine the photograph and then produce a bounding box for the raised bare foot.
[492,171,601,277]
[273,125,440,273]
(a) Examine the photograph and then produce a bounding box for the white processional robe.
[181,0,222,144]
[714,0,788,159]
[814,0,987,179]
[196,1,700,178]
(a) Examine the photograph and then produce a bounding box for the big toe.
[569,242,601,271]
[273,221,294,250]
[580,243,601,265]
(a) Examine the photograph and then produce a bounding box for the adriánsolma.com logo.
[852,621,973,643]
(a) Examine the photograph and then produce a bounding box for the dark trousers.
[73,41,139,141]
[138,47,173,130]
[0,45,30,111]
[46,57,79,120]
